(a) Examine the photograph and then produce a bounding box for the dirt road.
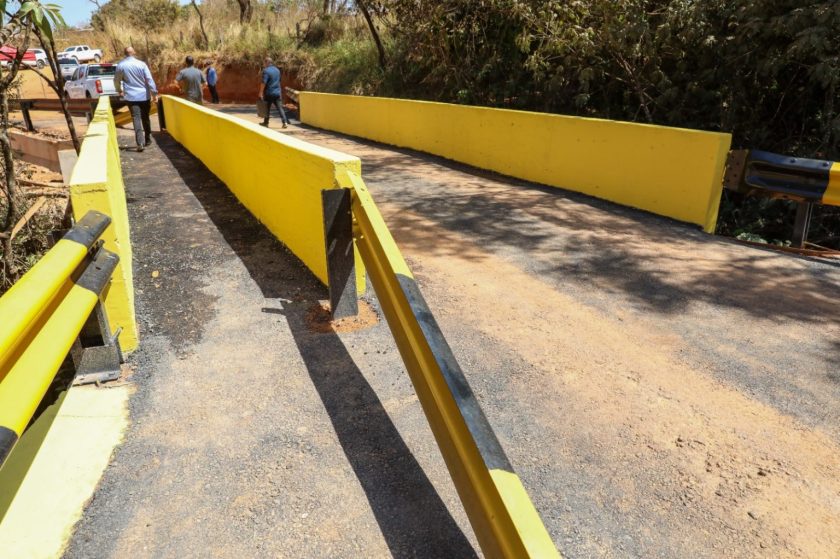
[67,109,840,558]
[253,109,840,557]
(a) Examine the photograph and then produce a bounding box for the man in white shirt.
[114,46,158,152]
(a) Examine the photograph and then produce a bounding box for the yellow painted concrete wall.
[162,96,365,289]
[70,96,138,352]
[300,93,733,232]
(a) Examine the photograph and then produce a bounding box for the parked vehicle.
[57,57,80,80]
[25,48,47,69]
[0,45,36,67]
[62,45,102,63]
[64,63,116,99]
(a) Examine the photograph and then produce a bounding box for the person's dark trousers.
[127,99,152,147]
[208,84,219,103]
[262,93,289,126]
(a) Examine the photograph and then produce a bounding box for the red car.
[0,45,37,67]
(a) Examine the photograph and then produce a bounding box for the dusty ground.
[66,109,840,558]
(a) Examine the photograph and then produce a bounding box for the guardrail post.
[792,201,813,248]
[322,188,358,318]
[157,97,166,130]
[21,101,34,132]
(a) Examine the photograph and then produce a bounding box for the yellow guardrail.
[159,95,365,292]
[157,101,558,556]
[343,170,560,558]
[0,212,119,468]
[69,96,138,352]
[301,92,733,233]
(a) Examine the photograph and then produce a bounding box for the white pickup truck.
[62,45,102,63]
[64,63,117,99]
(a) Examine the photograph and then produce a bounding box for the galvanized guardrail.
[724,149,840,246]
[340,171,560,558]
[0,211,120,468]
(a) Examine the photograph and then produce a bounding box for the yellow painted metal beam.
[0,212,110,374]
[824,162,840,206]
[0,249,120,468]
[344,170,559,558]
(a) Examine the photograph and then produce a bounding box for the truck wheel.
[36,59,44,69]
[94,55,101,63]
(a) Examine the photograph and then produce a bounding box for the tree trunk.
[33,27,81,152]
[0,29,31,282]
[191,0,210,49]
[357,0,386,71]
[237,0,252,24]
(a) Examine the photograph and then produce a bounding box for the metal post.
[157,97,166,130]
[321,188,358,319]
[21,103,35,132]
[792,201,814,248]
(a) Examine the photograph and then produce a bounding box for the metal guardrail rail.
[724,149,840,205]
[342,170,560,558]
[0,211,119,468]
[724,149,840,247]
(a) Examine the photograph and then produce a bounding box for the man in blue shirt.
[259,57,289,129]
[206,60,219,104]
[114,46,158,152]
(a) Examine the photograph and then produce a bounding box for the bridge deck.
[67,110,840,558]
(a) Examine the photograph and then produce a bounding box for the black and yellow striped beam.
[0,211,110,374]
[344,171,560,558]
[724,149,840,206]
[0,247,119,469]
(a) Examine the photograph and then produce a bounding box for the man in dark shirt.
[259,57,289,129]
[176,55,205,104]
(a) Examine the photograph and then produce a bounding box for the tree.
[356,0,385,70]
[0,0,65,285]
[236,0,251,24]
[190,0,208,49]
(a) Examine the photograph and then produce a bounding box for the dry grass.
[57,0,375,87]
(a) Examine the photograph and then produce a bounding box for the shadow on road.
[155,131,477,558]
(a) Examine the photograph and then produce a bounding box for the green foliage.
[350,0,840,246]
[91,0,181,33]
[128,0,181,33]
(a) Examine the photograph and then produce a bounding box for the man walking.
[176,56,205,105]
[114,46,157,152]
[259,57,289,129]
[206,60,219,104]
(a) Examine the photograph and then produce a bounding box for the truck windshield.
[88,65,115,77]
[58,58,76,65]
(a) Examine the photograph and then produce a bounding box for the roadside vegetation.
[0,0,71,290]
[3,0,808,255]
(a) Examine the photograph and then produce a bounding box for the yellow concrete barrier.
[301,93,733,232]
[161,95,365,289]
[69,96,138,352]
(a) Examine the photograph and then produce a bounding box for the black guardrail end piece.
[322,188,358,319]
[63,211,112,248]
[76,248,120,295]
[0,425,19,467]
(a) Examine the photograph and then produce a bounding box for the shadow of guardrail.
[154,131,477,557]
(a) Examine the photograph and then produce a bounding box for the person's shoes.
[259,122,269,127]
[145,139,152,147]
[136,145,144,153]
[282,123,288,129]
